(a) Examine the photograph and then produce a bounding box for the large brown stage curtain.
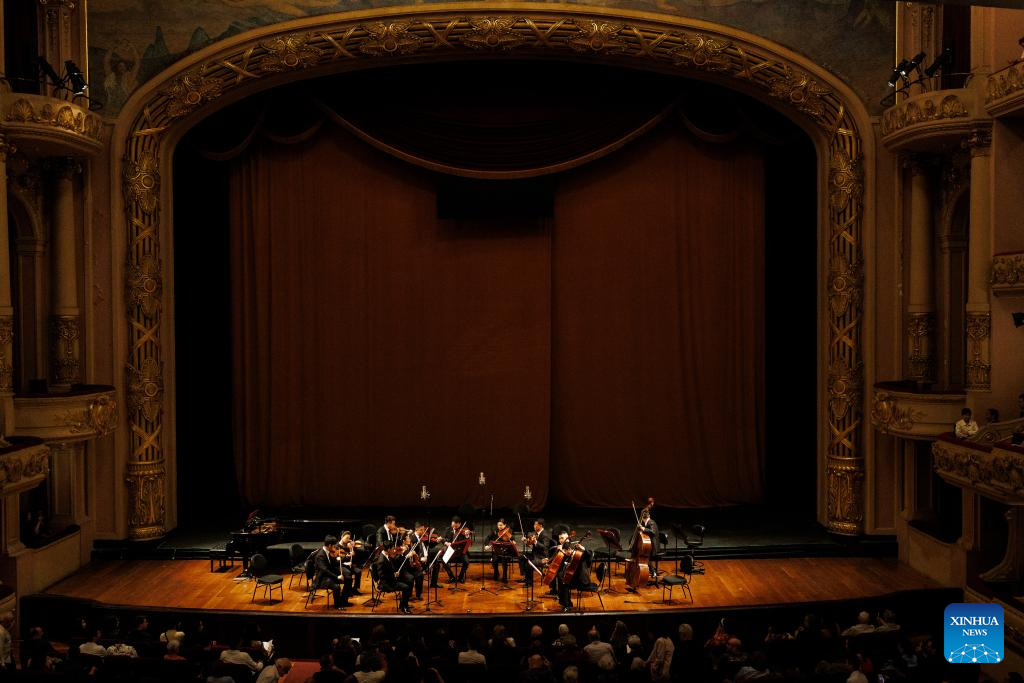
[230,123,764,510]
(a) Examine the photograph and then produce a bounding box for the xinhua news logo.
[944,603,1003,664]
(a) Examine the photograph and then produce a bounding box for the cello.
[624,498,654,590]
[542,531,575,586]
[560,530,592,584]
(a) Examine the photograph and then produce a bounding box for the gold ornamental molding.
[0,439,50,496]
[905,312,935,384]
[987,59,1024,118]
[870,384,965,440]
[115,3,869,538]
[0,315,13,393]
[965,312,991,391]
[13,386,118,443]
[932,437,1024,505]
[124,459,166,541]
[0,93,102,158]
[50,315,81,387]
[880,88,987,152]
[992,251,1024,297]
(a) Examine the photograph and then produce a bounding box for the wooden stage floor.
[43,557,943,615]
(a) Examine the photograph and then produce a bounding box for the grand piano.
[225,511,370,575]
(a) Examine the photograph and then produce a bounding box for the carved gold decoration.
[463,17,526,50]
[126,358,163,423]
[360,22,423,56]
[0,442,50,495]
[567,21,628,54]
[987,60,1024,104]
[992,252,1024,296]
[61,396,118,436]
[880,94,968,136]
[671,33,731,71]
[123,151,160,215]
[965,312,991,391]
[906,312,935,383]
[933,439,1024,502]
[50,315,80,386]
[4,97,102,141]
[0,316,12,393]
[973,418,1024,446]
[871,390,923,434]
[964,128,992,156]
[126,254,162,317]
[119,8,866,538]
[259,34,323,72]
[768,66,831,120]
[164,67,223,120]
[125,459,166,540]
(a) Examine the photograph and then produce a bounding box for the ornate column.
[906,155,935,384]
[37,0,77,82]
[0,135,16,445]
[49,159,80,390]
[964,130,992,391]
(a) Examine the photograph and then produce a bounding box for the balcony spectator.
[955,408,979,439]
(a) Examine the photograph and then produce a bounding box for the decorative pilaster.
[124,459,166,540]
[0,317,12,395]
[37,0,77,81]
[0,134,15,444]
[979,507,1024,583]
[905,155,935,384]
[965,312,991,391]
[907,312,936,384]
[49,158,80,390]
[964,128,992,392]
[49,315,80,386]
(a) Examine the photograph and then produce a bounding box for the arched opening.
[170,59,817,528]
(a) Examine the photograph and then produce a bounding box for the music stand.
[471,529,499,597]
[596,528,623,593]
[493,540,518,592]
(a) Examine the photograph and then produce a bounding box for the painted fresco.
[87,0,893,116]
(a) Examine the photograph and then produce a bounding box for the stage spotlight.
[924,48,953,78]
[64,60,88,95]
[887,59,910,88]
[1013,312,1024,328]
[36,57,63,89]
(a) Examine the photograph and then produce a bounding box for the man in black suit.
[435,516,471,584]
[519,518,552,587]
[374,546,413,613]
[550,530,593,612]
[314,535,352,609]
[376,515,400,550]
[641,508,660,581]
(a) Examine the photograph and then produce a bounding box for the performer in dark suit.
[550,530,593,612]
[640,507,660,580]
[435,516,471,584]
[337,531,363,595]
[399,531,425,601]
[519,518,552,587]
[314,535,352,609]
[484,518,513,583]
[376,515,400,550]
[374,547,413,613]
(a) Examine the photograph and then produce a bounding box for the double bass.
[624,498,654,590]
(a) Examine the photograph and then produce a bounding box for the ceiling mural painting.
[88,0,892,115]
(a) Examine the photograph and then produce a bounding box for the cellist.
[550,530,593,613]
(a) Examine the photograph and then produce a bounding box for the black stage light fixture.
[1013,312,1024,328]
[36,57,63,90]
[925,48,953,78]
[64,60,88,94]
[887,59,910,88]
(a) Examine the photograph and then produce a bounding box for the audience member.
[841,611,876,636]
[312,653,347,683]
[220,638,264,671]
[164,639,187,661]
[79,629,106,658]
[583,626,615,666]
[986,408,1000,424]
[955,408,979,439]
[646,631,674,682]
[256,656,292,683]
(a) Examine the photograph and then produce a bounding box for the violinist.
[438,516,471,584]
[336,531,363,595]
[373,542,413,614]
[314,535,352,609]
[484,518,514,583]
[376,515,401,550]
[519,518,552,588]
[550,530,592,612]
[400,530,425,601]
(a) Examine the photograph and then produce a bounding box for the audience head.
[961,408,972,419]
[678,623,694,641]
[530,624,543,640]
[857,611,871,625]
[275,658,293,675]
[588,626,600,642]
[563,665,579,682]
[558,624,570,638]
[528,653,546,670]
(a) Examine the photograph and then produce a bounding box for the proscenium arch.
[112,2,872,540]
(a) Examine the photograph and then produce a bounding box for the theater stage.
[40,556,940,616]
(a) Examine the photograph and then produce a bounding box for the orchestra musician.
[373,543,413,614]
[484,518,513,583]
[519,518,553,588]
[336,530,363,595]
[314,535,352,609]
[550,529,593,612]
[640,506,660,582]
[376,515,401,550]
[437,516,471,584]
[400,530,425,601]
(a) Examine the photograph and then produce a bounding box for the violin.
[496,525,513,543]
